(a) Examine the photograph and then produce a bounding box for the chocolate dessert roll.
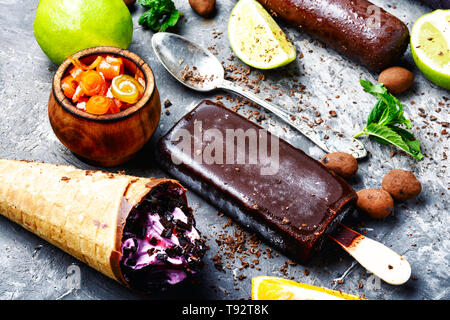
[257,0,410,72]
[157,100,357,263]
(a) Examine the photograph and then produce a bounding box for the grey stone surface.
[0,0,448,300]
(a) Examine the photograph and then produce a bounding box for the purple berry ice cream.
[120,183,205,292]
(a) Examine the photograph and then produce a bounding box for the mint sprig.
[354,80,423,161]
[138,0,181,32]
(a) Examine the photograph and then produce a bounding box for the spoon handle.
[220,80,367,159]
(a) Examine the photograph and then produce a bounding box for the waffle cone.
[0,159,185,287]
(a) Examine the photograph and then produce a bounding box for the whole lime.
[34,0,133,65]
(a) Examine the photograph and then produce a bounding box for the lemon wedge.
[228,0,296,69]
[411,9,450,89]
[251,276,365,300]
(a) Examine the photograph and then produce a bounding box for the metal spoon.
[151,32,367,159]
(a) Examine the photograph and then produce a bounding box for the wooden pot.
[49,46,161,167]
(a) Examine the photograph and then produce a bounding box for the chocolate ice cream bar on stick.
[0,159,205,292]
[157,100,356,262]
[157,100,410,284]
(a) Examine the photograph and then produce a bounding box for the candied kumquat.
[108,100,121,114]
[113,97,123,109]
[97,56,124,80]
[72,84,85,103]
[86,95,115,115]
[62,54,144,115]
[69,56,102,71]
[70,66,84,82]
[75,97,89,111]
[80,70,105,96]
[61,75,77,99]
[105,55,123,66]
[99,80,110,96]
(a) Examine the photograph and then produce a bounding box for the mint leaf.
[138,0,153,8]
[361,80,396,126]
[389,126,424,160]
[384,94,411,128]
[138,0,181,32]
[365,124,423,160]
[405,140,423,160]
[391,99,411,128]
[366,123,411,152]
[160,9,180,32]
[138,10,159,31]
[367,99,385,125]
[388,125,415,140]
[360,79,411,128]
[355,79,423,161]
[360,79,387,96]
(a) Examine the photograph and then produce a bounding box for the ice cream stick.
[329,223,411,285]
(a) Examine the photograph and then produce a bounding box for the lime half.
[411,9,450,90]
[228,0,296,69]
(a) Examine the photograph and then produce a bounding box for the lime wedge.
[411,10,450,90]
[227,0,296,69]
[251,276,365,300]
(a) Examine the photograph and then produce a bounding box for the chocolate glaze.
[157,100,357,262]
[329,223,363,248]
[257,0,410,72]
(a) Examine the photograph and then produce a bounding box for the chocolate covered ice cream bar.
[157,100,357,262]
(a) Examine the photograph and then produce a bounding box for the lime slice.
[411,9,450,90]
[252,276,364,300]
[228,0,296,69]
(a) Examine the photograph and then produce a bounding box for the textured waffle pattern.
[0,159,153,281]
